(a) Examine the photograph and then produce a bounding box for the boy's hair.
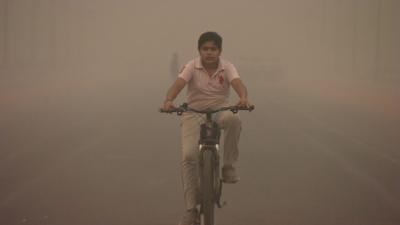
[198,31,222,50]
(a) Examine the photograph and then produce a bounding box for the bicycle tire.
[201,149,216,225]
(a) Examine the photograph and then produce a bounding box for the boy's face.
[199,41,221,65]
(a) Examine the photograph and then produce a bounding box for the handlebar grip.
[236,105,255,111]
[159,108,184,115]
[160,108,174,113]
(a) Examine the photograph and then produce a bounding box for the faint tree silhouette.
[170,52,179,80]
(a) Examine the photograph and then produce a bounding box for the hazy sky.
[1,0,399,82]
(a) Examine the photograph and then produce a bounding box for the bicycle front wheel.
[201,149,216,225]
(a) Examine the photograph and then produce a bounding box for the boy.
[161,31,252,225]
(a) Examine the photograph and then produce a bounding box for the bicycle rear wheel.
[201,149,216,225]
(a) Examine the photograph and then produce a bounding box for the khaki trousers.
[180,111,241,209]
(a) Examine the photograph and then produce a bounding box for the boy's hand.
[236,98,253,109]
[162,100,176,111]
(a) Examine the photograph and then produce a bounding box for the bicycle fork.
[198,120,226,209]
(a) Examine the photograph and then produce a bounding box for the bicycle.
[160,103,254,225]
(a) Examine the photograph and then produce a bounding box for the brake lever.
[231,105,254,113]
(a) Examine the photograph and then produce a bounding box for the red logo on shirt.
[218,75,224,85]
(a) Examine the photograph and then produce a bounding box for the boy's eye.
[202,47,217,51]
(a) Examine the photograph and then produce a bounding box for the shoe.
[178,208,199,225]
[222,165,240,183]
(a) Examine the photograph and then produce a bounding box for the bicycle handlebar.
[160,103,254,115]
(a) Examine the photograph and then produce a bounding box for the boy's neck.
[202,59,219,70]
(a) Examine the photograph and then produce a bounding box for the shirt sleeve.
[178,60,194,82]
[225,61,240,82]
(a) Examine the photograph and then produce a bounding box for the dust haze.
[1,0,400,224]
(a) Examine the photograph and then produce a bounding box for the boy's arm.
[163,77,187,110]
[230,78,252,107]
